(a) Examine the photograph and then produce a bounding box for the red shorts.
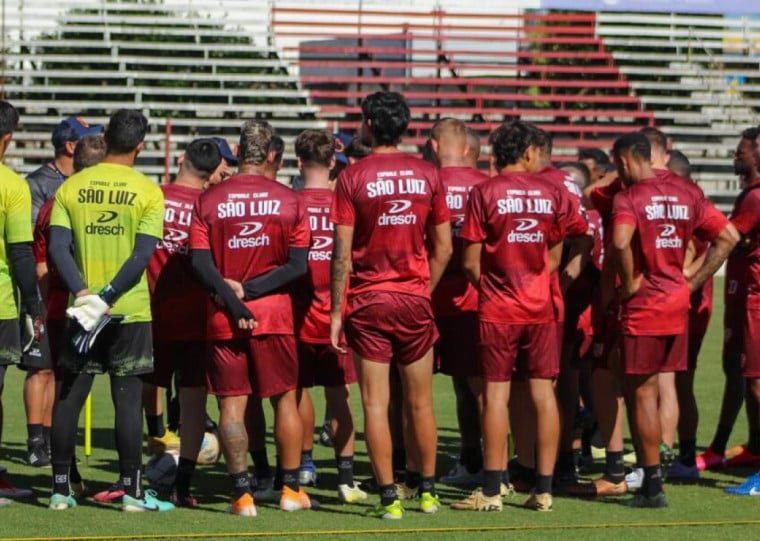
[479,321,558,382]
[436,313,480,378]
[207,335,298,398]
[345,291,438,365]
[297,341,357,388]
[621,334,687,375]
[143,340,207,388]
[743,309,760,378]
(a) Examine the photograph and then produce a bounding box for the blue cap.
[334,132,352,165]
[52,116,103,150]
[211,137,238,166]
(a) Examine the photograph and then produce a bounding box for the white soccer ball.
[197,431,221,465]
[146,451,179,490]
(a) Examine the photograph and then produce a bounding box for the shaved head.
[431,118,469,167]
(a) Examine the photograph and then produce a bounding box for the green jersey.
[50,163,163,323]
[0,163,33,320]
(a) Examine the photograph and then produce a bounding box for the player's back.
[0,163,32,319]
[331,151,448,299]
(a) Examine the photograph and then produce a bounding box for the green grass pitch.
[2,277,760,540]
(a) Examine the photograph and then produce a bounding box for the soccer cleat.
[666,461,699,480]
[252,477,278,502]
[338,483,368,504]
[565,476,628,497]
[625,491,667,508]
[367,499,404,519]
[170,491,199,508]
[524,491,553,512]
[122,489,175,512]
[696,447,726,471]
[299,460,318,487]
[94,482,125,503]
[226,492,257,516]
[280,486,312,511]
[27,437,51,468]
[439,463,483,487]
[317,424,333,447]
[625,468,643,490]
[147,430,181,456]
[395,482,418,500]
[419,491,441,514]
[48,492,77,510]
[724,446,760,469]
[725,472,760,496]
[450,488,502,511]
[500,482,515,497]
[71,481,88,499]
[0,477,33,499]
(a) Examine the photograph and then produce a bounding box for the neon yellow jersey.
[50,163,163,323]
[0,163,33,320]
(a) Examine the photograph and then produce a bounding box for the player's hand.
[66,294,110,332]
[224,279,245,300]
[21,314,46,353]
[229,300,257,331]
[330,312,346,354]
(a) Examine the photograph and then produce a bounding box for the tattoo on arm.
[219,421,249,475]
[330,226,352,315]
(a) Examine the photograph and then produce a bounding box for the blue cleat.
[122,489,175,512]
[725,472,760,496]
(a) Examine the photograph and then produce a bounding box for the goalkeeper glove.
[20,298,46,354]
[71,315,124,355]
[66,292,111,332]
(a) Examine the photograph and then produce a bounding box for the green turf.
[2,276,760,540]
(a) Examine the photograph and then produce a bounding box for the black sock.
[380,484,398,506]
[336,455,354,486]
[250,449,272,480]
[502,469,511,484]
[582,425,594,457]
[43,426,52,451]
[710,424,732,455]
[52,462,70,496]
[112,376,144,499]
[749,430,760,456]
[392,448,406,473]
[420,476,435,495]
[483,469,501,497]
[605,450,625,481]
[27,423,44,441]
[462,445,483,474]
[230,471,251,499]
[51,373,94,495]
[405,470,421,489]
[536,474,553,495]
[642,464,663,498]
[301,449,313,465]
[679,439,697,467]
[121,467,141,499]
[573,448,582,469]
[175,457,197,496]
[281,468,300,492]
[146,414,165,438]
[69,456,82,484]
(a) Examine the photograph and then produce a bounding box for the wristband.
[99,283,119,305]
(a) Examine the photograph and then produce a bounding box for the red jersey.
[611,175,728,336]
[431,166,487,317]
[190,174,310,340]
[33,198,68,321]
[294,187,333,344]
[587,209,604,270]
[330,152,450,300]
[729,179,760,310]
[590,178,624,222]
[460,172,587,324]
[147,184,207,342]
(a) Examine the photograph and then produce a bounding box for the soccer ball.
[146,451,178,490]
[197,431,221,465]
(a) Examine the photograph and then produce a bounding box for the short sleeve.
[289,198,311,249]
[330,170,356,227]
[460,185,487,243]
[731,190,760,237]
[611,191,637,229]
[551,188,587,243]
[590,179,623,218]
[50,188,72,231]
[428,170,450,226]
[694,198,729,242]
[137,185,165,239]
[4,180,33,244]
[189,196,211,250]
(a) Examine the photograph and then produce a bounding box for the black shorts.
[0,318,21,366]
[57,321,154,377]
[18,314,54,371]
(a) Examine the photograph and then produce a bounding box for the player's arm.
[330,224,353,353]
[240,247,308,300]
[561,235,593,293]
[427,220,453,293]
[611,222,639,300]
[190,249,256,329]
[688,223,739,292]
[549,240,564,274]
[582,173,618,210]
[462,240,482,291]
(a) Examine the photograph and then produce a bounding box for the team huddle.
[0,91,757,518]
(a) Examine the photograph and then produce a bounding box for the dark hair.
[345,136,371,160]
[666,149,692,179]
[420,138,440,167]
[73,135,106,172]
[639,126,667,152]
[361,91,410,146]
[0,101,19,137]
[270,135,285,164]
[184,138,222,178]
[578,148,610,166]
[295,130,334,168]
[534,126,553,155]
[612,132,651,162]
[742,127,760,146]
[105,109,148,155]
[489,121,545,169]
[557,161,592,188]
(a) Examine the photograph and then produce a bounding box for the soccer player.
[0,100,43,503]
[330,91,452,519]
[143,139,222,507]
[22,116,102,468]
[208,137,238,185]
[291,129,366,503]
[47,109,173,512]
[578,148,613,184]
[429,119,488,487]
[699,128,760,472]
[190,120,311,516]
[452,120,586,513]
[609,132,737,507]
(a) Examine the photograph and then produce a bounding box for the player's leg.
[246,397,273,497]
[111,374,146,499]
[142,341,180,456]
[657,371,678,468]
[673,338,699,477]
[555,340,580,486]
[509,381,537,489]
[296,343,317,487]
[24,368,54,467]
